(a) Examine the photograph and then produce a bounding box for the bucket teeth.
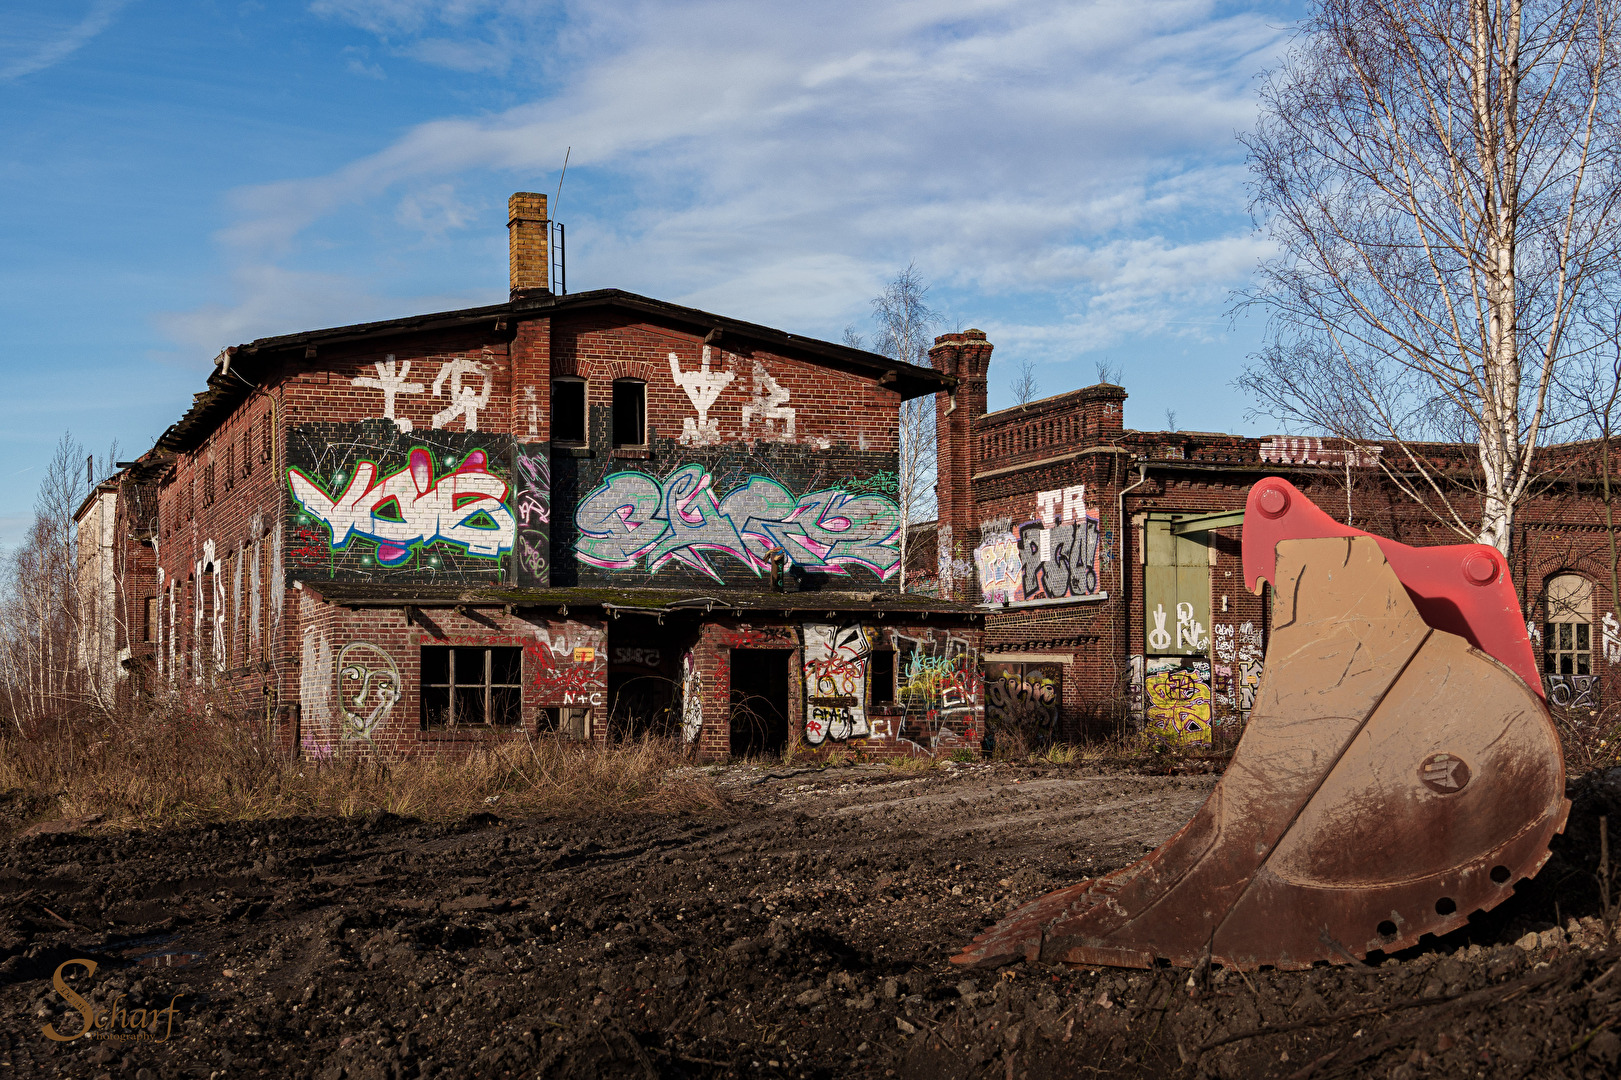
[954,531,1567,972]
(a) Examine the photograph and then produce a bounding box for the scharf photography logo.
[40,959,185,1043]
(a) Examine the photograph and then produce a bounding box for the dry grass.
[0,705,725,833]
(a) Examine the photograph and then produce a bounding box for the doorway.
[729,649,792,758]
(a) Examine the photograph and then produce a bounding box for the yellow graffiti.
[1145,667,1211,745]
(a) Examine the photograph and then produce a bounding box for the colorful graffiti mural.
[1144,657,1212,744]
[973,486,1101,603]
[802,623,874,745]
[574,465,901,582]
[984,661,1060,745]
[336,642,401,746]
[892,632,981,753]
[289,446,514,568]
[513,445,550,588]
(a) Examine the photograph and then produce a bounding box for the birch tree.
[867,265,940,591]
[1240,0,1621,553]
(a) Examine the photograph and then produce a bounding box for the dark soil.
[5,760,1621,1080]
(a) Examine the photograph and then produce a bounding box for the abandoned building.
[926,334,1619,745]
[76,192,986,760]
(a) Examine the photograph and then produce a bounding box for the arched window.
[1544,573,1593,675]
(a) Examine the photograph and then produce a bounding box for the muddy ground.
[4,760,1621,1080]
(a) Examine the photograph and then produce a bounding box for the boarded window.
[612,380,646,447]
[552,378,586,443]
[145,596,157,643]
[1545,573,1593,675]
[421,646,523,728]
[1143,514,1211,656]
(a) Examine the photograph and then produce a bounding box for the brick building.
[79,193,986,760]
[929,331,1618,747]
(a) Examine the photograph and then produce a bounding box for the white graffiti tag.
[288,448,514,566]
[671,346,735,447]
[1147,604,1172,651]
[741,360,795,441]
[430,358,493,431]
[337,642,401,745]
[1176,601,1208,651]
[1604,612,1621,665]
[353,355,424,432]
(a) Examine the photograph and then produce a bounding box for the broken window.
[421,646,523,728]
[612,379,646,447]
[1544,573,1593,675]
[552,378,586,443]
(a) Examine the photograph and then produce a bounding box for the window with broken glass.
[420,646,523,728]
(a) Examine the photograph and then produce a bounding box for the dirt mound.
[4,760,1620,1078]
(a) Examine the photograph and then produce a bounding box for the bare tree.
[1165,409,1179,432]
[868,264,940,591]
[1011,359,1040,405]
[0,433,117,730]
[1239,0,1621,554]
[1095,359,1123,385]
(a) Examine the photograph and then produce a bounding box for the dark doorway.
[730,649,793,758]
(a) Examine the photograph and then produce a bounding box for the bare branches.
[1239,0,1621,553]
[1011,359,1040,405]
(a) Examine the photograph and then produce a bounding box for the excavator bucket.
[954,478,1568,972]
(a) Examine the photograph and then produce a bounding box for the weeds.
[0,703,725,832]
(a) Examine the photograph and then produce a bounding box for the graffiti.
[289,526,327,561]
[1238,659,1263,712]
[1259,436,1382,468]
[1213,661,1234,707]
[803,624,874,745]
[336,642,400,745]
[671,346,735,447]
[1605,613,1621,665]
[612,647,663,668]
[1547,673,1600,709]
[430,357,492,431]
[527,623,606,707]
[682,650,703,744]
[1212,624,1235,662]
[1148,603,1173,651]
[203,539,226,673]
[353,355,424,433]
[741,359,794,441]
[1528,619,1543,647]
[893,632,981,754]
[289,447,514,567]
[972,492,1100,604]
[973,530,1023,604]
[513,446,550,588]
[574,465,901,582]
[1129,654,1144,718]
[985,662,1060,744]
[1176,601,1208,651]
[1237,621,1263,662]
[1144,657,1212,745]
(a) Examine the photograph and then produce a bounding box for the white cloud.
[0,0,132,82]
[172,0,1290,360]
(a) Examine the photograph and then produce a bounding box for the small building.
[928,331,1620,747]
[85,194,985,759]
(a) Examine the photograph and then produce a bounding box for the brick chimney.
[508,192,550,300]
[931,330,992,602]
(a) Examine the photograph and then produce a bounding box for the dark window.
[612,380,646,447]
[260,415,272,463]
[224,444,235,491]
[241,432,252,477]
[203,463,216,507]
[421,646,523,728]
[552,378,587,443]
[869,650,895,706]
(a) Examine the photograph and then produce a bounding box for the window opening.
[553,378,587,443]
[1545,573,1594,675]
[612,380,646,447]
[421,645,524,728]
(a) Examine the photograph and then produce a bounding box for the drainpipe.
[1116,459,1150,730]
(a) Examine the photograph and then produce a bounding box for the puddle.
[136,950,206,968]
[115,934,207,968]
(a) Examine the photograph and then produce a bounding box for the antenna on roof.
[553,146,570,219]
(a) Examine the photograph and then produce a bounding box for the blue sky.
[0,0,1299,549]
